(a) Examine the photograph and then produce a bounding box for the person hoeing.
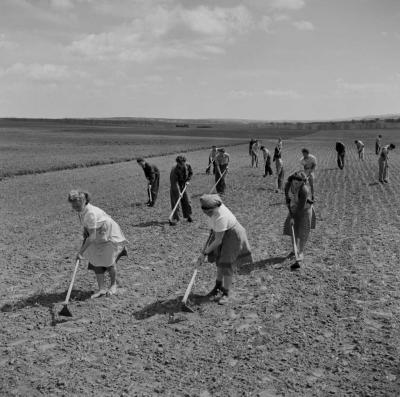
[199,194,252,305]
[68,190,127,298]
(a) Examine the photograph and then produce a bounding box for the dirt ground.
[1,129,399,396]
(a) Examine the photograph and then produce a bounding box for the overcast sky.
[0,0,399,120]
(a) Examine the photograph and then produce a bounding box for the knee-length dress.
[79,203,127,268]
[206,204,253,269]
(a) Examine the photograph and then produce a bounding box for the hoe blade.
[59,304,72,317]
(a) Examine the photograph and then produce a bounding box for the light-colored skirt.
[84,218,127,268]
[208,222,253,269]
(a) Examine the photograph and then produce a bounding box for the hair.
[288,170,307,183]
[136,158,145,163]
[378,135,382,138]
[260,145,265,150]
[389,143,396,149]
[218,147,225,153]
[176,155,186,164]
[354,140,358,143]
[68,190,90,204]
[301,148,309,154]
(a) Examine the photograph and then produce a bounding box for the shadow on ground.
[131,202,145,208]
[134,220,170,228]
[237,256,287,275]
[1,290,92,326]
[134,293,210,320]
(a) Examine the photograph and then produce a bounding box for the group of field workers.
[67,135,395,304]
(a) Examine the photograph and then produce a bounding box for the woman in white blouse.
[68,190,127,298]
[199,194,252,305]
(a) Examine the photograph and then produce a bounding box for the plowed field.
[1,129,399,396]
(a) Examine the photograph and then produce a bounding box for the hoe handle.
[64,259,80,305]
[169,183,188,222]
[209,168,227,194]
[291,225,300,261]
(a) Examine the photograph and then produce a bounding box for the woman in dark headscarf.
[199,194,252,304]
[283,171,316,270]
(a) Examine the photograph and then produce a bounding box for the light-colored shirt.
[261,148,270,160]
[215,152,229,166]
[300,154,317,175]
[79,203,110,229]
[380,145,389,161]
[356,141,365,150]
[207,204,237,232]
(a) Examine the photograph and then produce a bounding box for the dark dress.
[170,164,193,221]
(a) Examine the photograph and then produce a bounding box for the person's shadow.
[134,220,170,228]
[133,293,210,320]
[237,256,287,275]
[1,290,92,326]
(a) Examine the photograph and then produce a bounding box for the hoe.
[59,259,80,317]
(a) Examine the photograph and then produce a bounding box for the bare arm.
[204,231,224,254]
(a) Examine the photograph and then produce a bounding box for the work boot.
[207,281,222,300]
[218,288,230,305]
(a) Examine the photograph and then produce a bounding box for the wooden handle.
[291,225,300,260]
[64,259,80,305]
[209,169,227,194]
[182,269,198,304]
[168,183,188,221]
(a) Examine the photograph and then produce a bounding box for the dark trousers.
[215,164,227,194]
[170,184,192,221]
[264,158,273,176]
[375,143,381,155]
[277,167,284,190]
[148,172,160,204]
[337,152,345,169]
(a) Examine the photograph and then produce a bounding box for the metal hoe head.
[59,304,73,317]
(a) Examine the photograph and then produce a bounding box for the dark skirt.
[207,222,253,269]
[283,206,316,239]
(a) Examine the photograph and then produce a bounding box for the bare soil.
[1,129,399,396]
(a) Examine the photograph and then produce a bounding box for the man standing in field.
[355,140,365,160]
[214,148,230,194]
[260,146,273,177]
[251,140,260,167]
[206,145,218,175]
[137,158,160,207]
[170,155,193,225]
[300,148,317,201]
[375,135,382,155]
[378,143,395,183]
[273,139,284,192]
[335,141,346,169]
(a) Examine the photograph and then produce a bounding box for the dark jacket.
[143,163,159,184]
[335,142,345,153]
[170,163,193,189]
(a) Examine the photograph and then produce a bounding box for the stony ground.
[1,129,400,396]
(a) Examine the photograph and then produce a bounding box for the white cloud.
[0,34,17,49]
[293,20,314,31]
[3,62,71,82]
[229,88,301,99]
[50,0,74,9]
[259,15,273,32]
[68,5,254,62]
[263,89,302,99]
[270,0,305,10]
[335,78,398,95]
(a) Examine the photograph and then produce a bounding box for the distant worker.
[375,135,382,155]
[260,146,273,177]
[206,145,218,175]
[273,139,284,192]
[249,138,256,157]
[355,140,365,160]
[170,155,193,225]
[335,141,346,170]
[300,148,317,201]
[214,148,230,195]
[137,158,160,207]
[378,143,395,183]
[251,140,260,167]
[283,171,316,270]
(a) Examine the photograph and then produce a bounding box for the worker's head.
[389,144,396,150]
[136,158,146,168]
[301,148,309,157]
